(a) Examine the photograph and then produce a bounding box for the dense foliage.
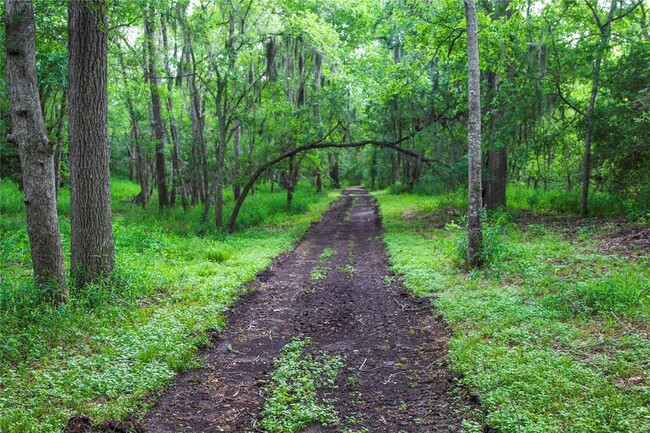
[1,0,647,222]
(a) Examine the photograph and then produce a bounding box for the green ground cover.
[0,178,337,432]
[376,191,650,433]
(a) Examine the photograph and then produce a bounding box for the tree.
[580,0,618,216]
[464,0,483,267]
[5,0,67,302]
[68,0,115,285]
[145,4,169,209]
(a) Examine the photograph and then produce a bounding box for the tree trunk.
[54,90,67,195]
[484,0,510,210]
[581,0,617,216]
[68,0,115,285]
[182,11,206,206]
[161,16,185,208]
[5,0,67,301]
[287,155,295,207]
[117,45,149,205]
[464,0,483,268]
[214,81,227,229]
[145,8,169,209]
[328,152,340,188]
[232,118,242,201]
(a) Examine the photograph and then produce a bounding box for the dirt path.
[142,188,477,432]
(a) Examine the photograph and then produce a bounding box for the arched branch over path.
[227,130,436,232]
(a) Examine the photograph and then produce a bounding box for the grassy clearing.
[260,337,343,433]
[376,191,650,433]
[0,178,337,433]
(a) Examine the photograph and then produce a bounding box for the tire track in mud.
[141,188,478,432]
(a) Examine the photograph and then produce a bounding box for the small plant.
[205,247,232,263]
[454,210,509,268]
[260,338,344,432]
[311,266,328,281]
[319,247,336,261]
[338,265,356,275]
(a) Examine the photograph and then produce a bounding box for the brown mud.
[67,188,479,433]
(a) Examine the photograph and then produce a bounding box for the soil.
[67,188,479,433]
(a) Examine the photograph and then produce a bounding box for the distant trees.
[2,0,650,288]
[5,0,67,302]
[68,0,115,285]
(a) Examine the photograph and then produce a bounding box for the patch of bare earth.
[70,189,480,432]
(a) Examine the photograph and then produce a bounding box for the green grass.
[260,337,344,432]
[375,191,650,433]
[0,178,338,433]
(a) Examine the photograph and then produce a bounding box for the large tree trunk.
[5,0,66,302]
[145,8,169,209]
[68,0,115,285]
[464,0,483,268]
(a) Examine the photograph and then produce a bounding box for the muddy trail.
[142,188,477,432]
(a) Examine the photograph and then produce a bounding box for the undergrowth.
[0,178,337,432]
[260,337,343,432]
[376,191,650,433]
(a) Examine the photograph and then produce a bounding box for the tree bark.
[232,118,242,201]
[484,0,510,210]
[68,0,115,285]
[581,0,617,216]
[53,90,67,195]
[5,0,67,301]
[161,15,185,208]
[145,7,169,209]
[180,9,206,206]
[464,0,484,268]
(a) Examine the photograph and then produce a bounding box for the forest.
[0,0,648,432]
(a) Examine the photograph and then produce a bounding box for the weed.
[311,266,328,281]
[260,338,344,432]
[338,265,356,275]
[319,247,336,261]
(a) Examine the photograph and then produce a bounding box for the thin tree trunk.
[581,0,617,216]
[161,15,185,208]
[68,0,115,285]
[214,81,227,229]
[5,0,66,301]
[54,90,67,195]
[464,0,483,268]
[181,11,206,206]
[145,7,169,209]
[117,45,149,205]
[232,118,242,201]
